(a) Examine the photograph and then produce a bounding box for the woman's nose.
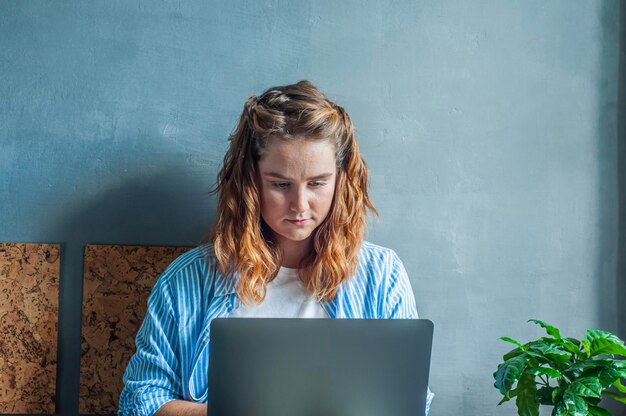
[291,187,309,213]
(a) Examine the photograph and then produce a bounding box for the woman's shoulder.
[152,243,229,294]
[358,240,402,266]
[348,241,406,288]
[334,241,413,319]
[160,244,215,276]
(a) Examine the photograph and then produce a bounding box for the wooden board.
[79,244,191,414]
[0,243,60,414]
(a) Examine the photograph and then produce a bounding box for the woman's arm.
[118,276,183,416]
[155,400,206,416]
[383,250,419,319]
[384,250,434,415]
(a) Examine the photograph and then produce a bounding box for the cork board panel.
[80,244,191,415]
[0,243,60,414]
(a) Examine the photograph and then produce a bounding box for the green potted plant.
[493,320,626,415]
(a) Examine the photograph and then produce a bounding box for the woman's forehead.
[258,138,337,179]
[264,136,335,157]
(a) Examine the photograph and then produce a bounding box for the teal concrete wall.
[0,1,622,415]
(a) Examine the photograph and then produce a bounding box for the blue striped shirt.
[119,241,433,415]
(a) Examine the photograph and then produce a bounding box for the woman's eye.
[310,181,326,187]
[272,182,290,189]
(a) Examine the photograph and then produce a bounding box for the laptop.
[207,318,433,416]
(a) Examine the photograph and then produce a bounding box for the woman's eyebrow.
[263,172,334,180]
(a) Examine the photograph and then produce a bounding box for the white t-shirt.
[229,267,328,318]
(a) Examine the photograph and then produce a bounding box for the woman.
[118,80,432,415]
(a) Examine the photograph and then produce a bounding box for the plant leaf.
[498,387,517,405]
[585,329,625,344]
[494,354,529,396]
[598,365,626,389]
[614,379,626,393]
[561,339,585,359]
[586,396,602,407]
[567,377,602,398]
[563,390,588,416]
[588,405,614,416]
[536,336,585,360]
[529,319,562,339]
[565,337,581,347]
[525,349,550,363]
[516,374,539,416]
[590,340,626,357]
[552,385,565,404]
[584,329,626,357]
[528,342,571,364]
[551,401,567,416]
[565,359,613,380]
[501,336,525,350]
[602,391,626,404]
[582,339,592,358]
[530,366,562,379]
[503,347,525,361]
[537,386,555,405]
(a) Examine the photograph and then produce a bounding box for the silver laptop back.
[208,318,433,416]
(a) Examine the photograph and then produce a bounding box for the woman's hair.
[206,80,377,304]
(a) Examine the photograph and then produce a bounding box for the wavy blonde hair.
[206,80,377,304]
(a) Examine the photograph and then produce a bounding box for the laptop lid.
[208,318,433,416]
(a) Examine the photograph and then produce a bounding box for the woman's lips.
[287,219,309,226]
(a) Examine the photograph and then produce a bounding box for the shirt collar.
[211,271,339,319]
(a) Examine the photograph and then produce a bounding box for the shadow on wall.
[45,162,216,414]
[52,164,216,245]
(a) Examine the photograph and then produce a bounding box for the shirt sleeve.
[118,275,182,416]
[385,250,435,416]
[384,250,419,319]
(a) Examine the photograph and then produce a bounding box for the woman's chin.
[276,230,314,244]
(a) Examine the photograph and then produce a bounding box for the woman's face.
[257,137,337,253]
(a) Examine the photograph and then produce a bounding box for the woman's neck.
[277,237,313,269]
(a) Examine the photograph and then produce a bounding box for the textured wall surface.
[0,243,59,414]
[0,1,622,415]
[80,245,190,414]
